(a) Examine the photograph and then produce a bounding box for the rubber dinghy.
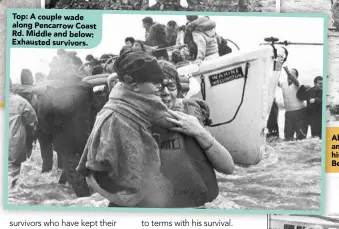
[176,44,287,165]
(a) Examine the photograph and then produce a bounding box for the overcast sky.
[10,14,324,84]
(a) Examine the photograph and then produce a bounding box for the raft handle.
[200,75,206,101]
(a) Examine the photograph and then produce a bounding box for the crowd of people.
[8,15,323,208]
[267,66,323,140]
[9,16,236,208]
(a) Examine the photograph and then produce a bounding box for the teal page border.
[4,9,328,214]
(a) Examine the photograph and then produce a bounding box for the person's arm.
[21,100,38,135]
[314,97,322,104]
[107,73,119,92]
[165,110,235,175]
[283,66,300,87]
[192,31,207,61]
[310,96,322,104]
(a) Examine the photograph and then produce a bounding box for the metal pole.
[275,42,323,46]
[260,41,323,46]
[155,44,187,51]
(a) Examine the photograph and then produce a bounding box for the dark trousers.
[59,152,90,197]
[284,108,308,140]
[25,135,35,159]
[267,101,279,138]
[37,132,62,173]
[309,114,322,139]
[53,128,91,197]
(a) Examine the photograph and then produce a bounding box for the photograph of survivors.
[281,0,339,123]
[8,14,325,210]
[43,0,277,12]
[269,215,339,229]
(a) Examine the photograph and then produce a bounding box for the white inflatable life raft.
[177,45,286,165]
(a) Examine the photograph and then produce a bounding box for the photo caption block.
[4,214,268,229]
[7,9,102,49]
[326,126,339,172]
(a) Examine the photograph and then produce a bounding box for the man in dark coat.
[36,66,99,196]
[142,17,169,60]
[297,76,323,138]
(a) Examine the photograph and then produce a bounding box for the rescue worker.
[297,76,323,139]
[142,17,169,60]
[167,20,179,46]
[9,79,37,188]
[278,66,307,140]
[153,60,235,207]
[77,51,177,208]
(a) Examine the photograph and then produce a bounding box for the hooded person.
[185,16,219,62]
[18,69,38,159]
[9,78,38,188]
[152,60,235,207]
[77,51,178,208]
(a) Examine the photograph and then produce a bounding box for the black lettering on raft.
[209,67,244,87]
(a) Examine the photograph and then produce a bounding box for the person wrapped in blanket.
[77,51,177,207]
[153,60,235,207]
[9,78,38,188]
[77,52,234,208]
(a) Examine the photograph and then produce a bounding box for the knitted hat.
[114,51,164,84]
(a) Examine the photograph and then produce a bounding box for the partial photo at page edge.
[4,8,326,212]
[40,0,280,12]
